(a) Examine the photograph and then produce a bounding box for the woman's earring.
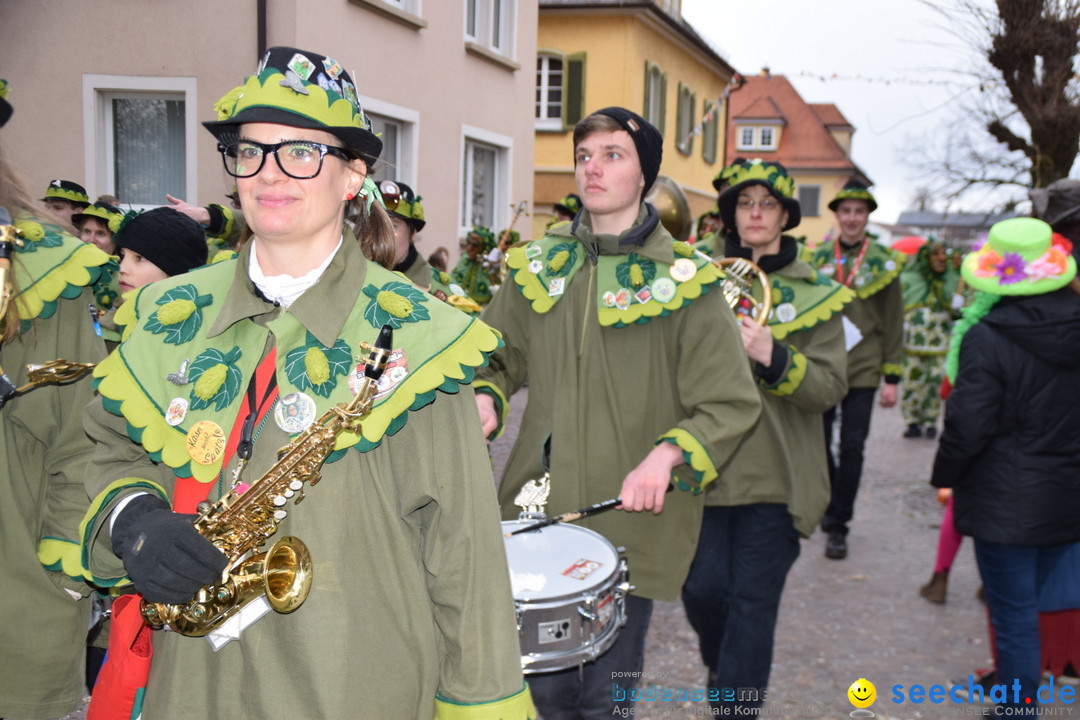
[346,192,355,201]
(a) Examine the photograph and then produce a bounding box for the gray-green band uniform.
[78,238,533,720]
[706,251,852,531]
[474,206,762,602]
[0,216,109,719]
[804,239,904,385]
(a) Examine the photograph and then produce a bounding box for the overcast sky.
[681,0,992,224]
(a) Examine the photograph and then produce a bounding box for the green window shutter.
[565,53,586,128]
[643,60,651,118]
[659,72,668,137]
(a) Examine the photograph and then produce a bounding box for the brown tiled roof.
[726,73,869,180]
[808,103,853,129]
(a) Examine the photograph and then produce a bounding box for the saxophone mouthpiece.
[365,324,393,381]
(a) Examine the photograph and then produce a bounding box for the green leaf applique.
[362,280,431,330]
[616,253,656,289]
[283,332,353,398]
[144,285,215,345]
[187,346,243,411]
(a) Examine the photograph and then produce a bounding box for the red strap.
[173,348,279,513]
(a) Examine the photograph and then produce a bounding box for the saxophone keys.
[289,480,304,491]
[273,509,288,521]
[273,495,287,507]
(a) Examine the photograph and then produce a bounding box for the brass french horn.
[645,179,771,325]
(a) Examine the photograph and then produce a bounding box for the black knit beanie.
[116,207,208,277]
[593,107,664,197]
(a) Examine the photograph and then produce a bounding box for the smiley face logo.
[847,678,876,709]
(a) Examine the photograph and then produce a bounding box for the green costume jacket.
[705,243,852,536]
[451,254,495,307]
[804,238,904,387]
[79,238,533,720]
[0,215,109,719]
[475,206,762,602]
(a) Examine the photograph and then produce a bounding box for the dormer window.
[736,124,781,151]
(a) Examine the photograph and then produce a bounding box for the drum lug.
[578,594,597,623]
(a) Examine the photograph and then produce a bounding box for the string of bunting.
[678,73,744,150]
[792,70,991,88]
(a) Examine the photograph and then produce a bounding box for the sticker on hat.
[275,392,317,434]
[288,53,316,81]
[322,57,344,80]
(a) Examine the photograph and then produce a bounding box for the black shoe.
[904,423,923,438]
[926,426,938,440]
[825,531,847,559]
[952,670,997,704]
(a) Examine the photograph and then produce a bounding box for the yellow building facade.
[534,3,737,239]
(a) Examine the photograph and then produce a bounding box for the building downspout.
[257,0,267,58]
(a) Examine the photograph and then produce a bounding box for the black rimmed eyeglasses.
[219,140,352,180]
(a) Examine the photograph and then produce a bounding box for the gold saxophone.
[142,324,394,636]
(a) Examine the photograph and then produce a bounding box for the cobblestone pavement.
[490,388,1077,720]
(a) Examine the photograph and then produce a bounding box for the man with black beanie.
[474,108,761,718]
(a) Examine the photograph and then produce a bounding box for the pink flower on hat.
[974,249,1002,277]
[994,252,1028,284]
[1026,246,1069,280]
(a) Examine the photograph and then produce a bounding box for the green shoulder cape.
[94,256,501,485]
[805,239,904,299]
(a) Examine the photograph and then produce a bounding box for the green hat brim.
[204,107,381,167]
[387,208,425,232]
[961,251,1077,296]
[828,192,877,213]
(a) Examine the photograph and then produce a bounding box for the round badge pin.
[165,397,189,427]
[885,260,896,271]
[602,291,617,308]
[528,259,544,274]
[449,283,467,296]
[652,277,677,303]
[775,302,797,323]
[275,392,317,434]
[186,420,226,466]
[670,258,697,282]
[820,265,835,276]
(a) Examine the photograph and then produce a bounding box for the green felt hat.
[553,193,582,217]
[962,217,1076,296]
[71,202,123,233]
[717,159,801,232]
[828,180,878,213]
[41,179,90,207]
[380,180,425,232]
[204,46,382,167]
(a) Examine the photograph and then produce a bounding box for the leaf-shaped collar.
[811,239,904,299]
[759,259,855,340]
[11,215,110,322]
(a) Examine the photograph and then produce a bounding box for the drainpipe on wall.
[257,0,267,58]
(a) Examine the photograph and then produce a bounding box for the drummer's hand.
[739,317,774,366]
[618,443,683,514]
[475,392,498,440]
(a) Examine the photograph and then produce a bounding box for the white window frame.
[465,0,514,57]
[736,124,781,151]
[738,126,755,150]
[82,75,198,208]
[358,95,420,187]
[759,126,776,150]
[535,53,564,131]
[460,125,513,236]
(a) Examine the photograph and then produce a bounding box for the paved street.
[491,388,1077,720]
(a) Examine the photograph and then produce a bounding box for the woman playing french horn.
[681,159,853,716]
[79,47,532,720]
[0,80,112,719]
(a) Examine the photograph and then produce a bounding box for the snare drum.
[502,520,629,673]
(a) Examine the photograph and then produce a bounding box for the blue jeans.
[526,594,653,720]
[975,539,1078,713]
[681,504,801,712]
[822,387,877,535]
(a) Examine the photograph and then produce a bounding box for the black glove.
[110,494,228,604]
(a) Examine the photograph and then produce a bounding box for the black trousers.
[821,387,877,535]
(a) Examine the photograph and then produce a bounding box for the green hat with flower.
[716,158,801,231]
[71,202,124,233]
[203,46,382,167]
[828,180,878,213]
[962,217,1076,296]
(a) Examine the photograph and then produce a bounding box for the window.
[644,62,667,135]
[465,0,513,56]
[676,83,696,155]
[360,97,420,187]
[701,100,718,164]
[536,55,563,130]
[739,127,755,150]
[760,127,775,150]
[83,75,198,208]
[736,125,781,151]
[461,126,512,234]
[798,185,821,218]
[536,52,586,131]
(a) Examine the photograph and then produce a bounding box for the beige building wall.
[1,0,538,262]
[534,9,733,238]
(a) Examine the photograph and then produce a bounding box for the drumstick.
[504,484,674,537]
